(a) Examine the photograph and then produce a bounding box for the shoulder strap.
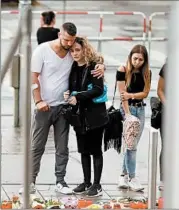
[81,63,96,88]
[112,66,126,106]
[112,80,117,106]
[81,66,89,88]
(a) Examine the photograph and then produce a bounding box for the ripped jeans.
[120,105,145,179]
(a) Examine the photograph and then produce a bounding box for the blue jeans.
[120,105,145,178]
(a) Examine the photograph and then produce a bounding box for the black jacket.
[69,61,109,131]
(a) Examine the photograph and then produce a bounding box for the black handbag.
[103,79,123,153]
[150,97,162,129]
[61,104,81,127]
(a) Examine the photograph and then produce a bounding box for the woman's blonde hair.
[74,36,104,65]
[125,44,150,92]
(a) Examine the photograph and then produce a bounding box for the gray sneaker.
[19,183,36,194]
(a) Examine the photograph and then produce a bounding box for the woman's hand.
[120,91,132,101]
[64,90,70,101]
[125,112,131,118]
[68,96,77,105]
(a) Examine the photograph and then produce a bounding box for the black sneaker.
[86,184,103,197]
[73,183,92,194]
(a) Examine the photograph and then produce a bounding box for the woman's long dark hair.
[125,44,150,92]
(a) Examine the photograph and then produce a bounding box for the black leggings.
[81,153,103,185]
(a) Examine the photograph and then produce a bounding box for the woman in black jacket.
[64,37,108,197]
[37,11,60,45]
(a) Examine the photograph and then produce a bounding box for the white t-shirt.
[31,42,74,106]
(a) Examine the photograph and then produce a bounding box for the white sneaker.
[55,183,73,195]
[118,175,129,189]
[19,183,36,194]
[128,177,144,192]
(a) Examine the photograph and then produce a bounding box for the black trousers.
[76,127,104,185]
[81,153,103,185]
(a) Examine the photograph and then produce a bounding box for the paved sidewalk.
[1,116,162,201]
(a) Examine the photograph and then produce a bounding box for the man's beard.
[60,40,71,51]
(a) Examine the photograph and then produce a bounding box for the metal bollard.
[19,0,32,208]
[97,14,103,53]
[97,41,102,53]
[11,55,20,127]
[148,129,158,209]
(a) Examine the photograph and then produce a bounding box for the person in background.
[117,44,151,192]
[157,61,166,191]
[64,37,108,197]
[37,11,60,45]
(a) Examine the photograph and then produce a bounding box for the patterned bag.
[122,114,141,150]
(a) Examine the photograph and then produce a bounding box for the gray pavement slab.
[75,190,111,201]
[105,189,146,199]
[1,186,10,200]
[1,185,137,202]
[1,184,162,202]
[1,115,163,200]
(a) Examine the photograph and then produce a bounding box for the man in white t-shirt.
[19,22,105,195]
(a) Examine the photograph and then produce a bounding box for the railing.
[148,12,168,62]
[1,10,169,63]
[1,10,147,51]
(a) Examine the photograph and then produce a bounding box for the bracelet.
[35,100,43,105]
[131,94,135,100]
